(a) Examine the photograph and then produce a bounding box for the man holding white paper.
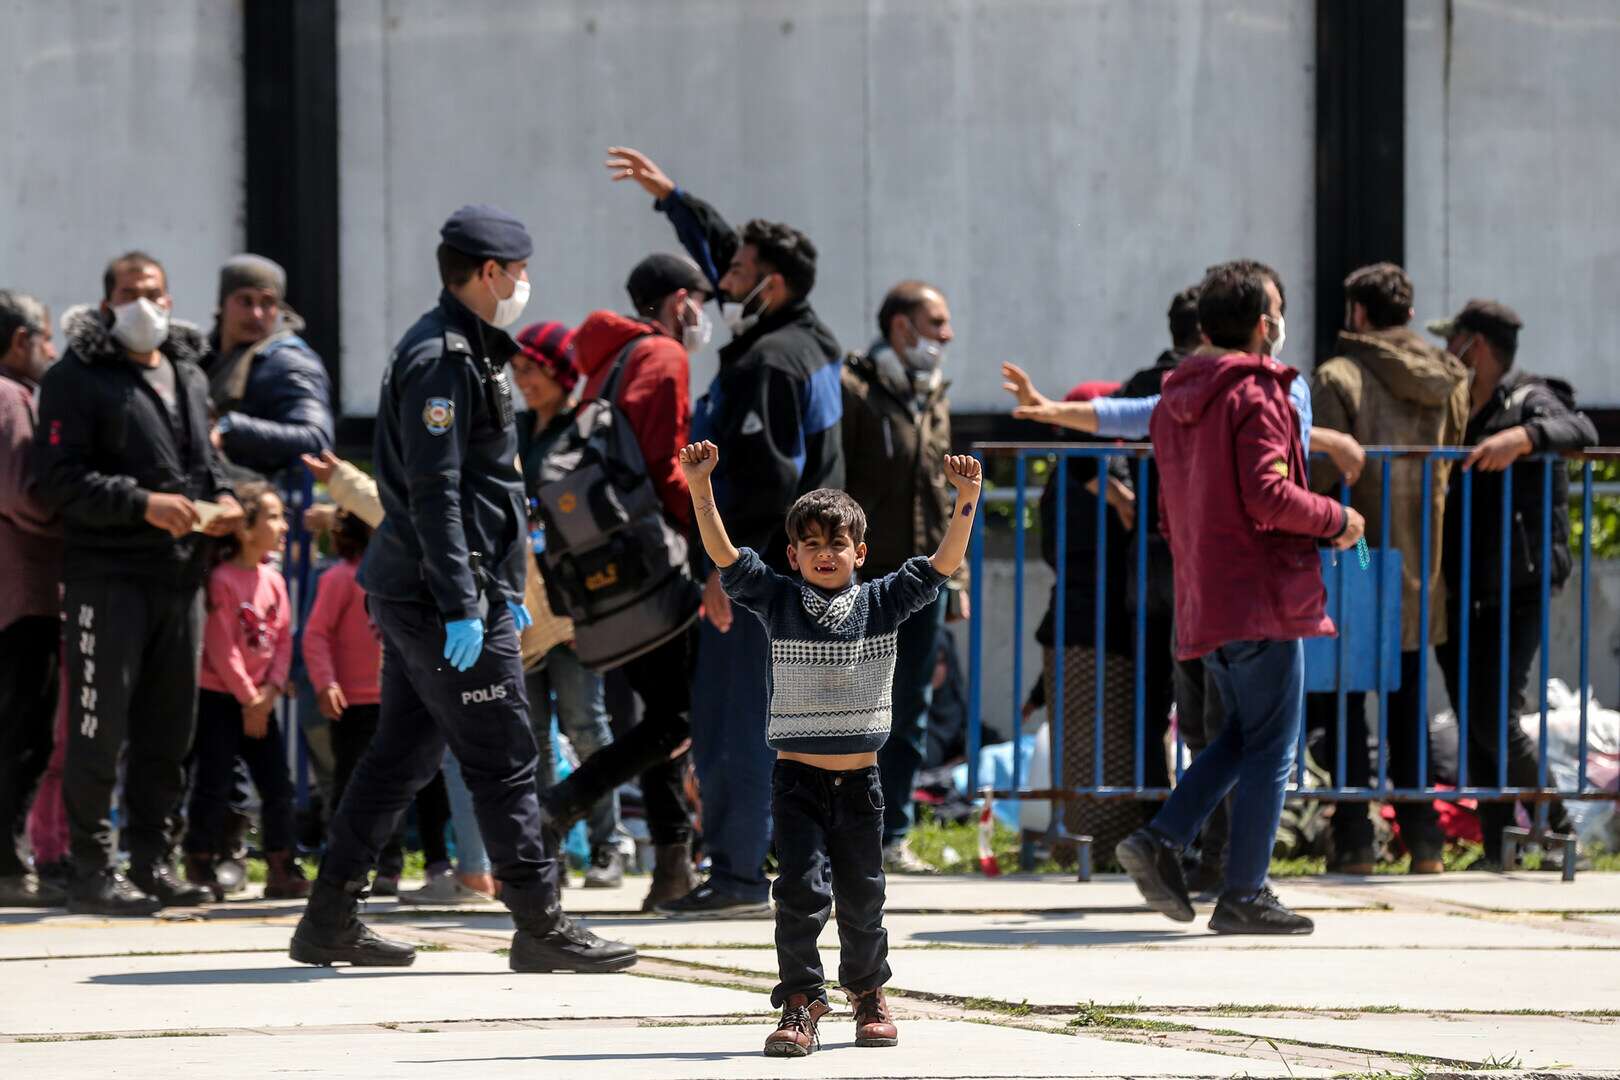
[33,252,242,916]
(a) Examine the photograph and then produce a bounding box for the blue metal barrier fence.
[966,443,1618,877]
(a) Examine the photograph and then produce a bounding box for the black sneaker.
[0,874,65,908]
[1115,829,1194,923]
[654,880,771,919]
[1209,885,1314,935]
[583,846,625,889]
[130,861,213,907]
[510,914,637,973]
[67,868,162,917]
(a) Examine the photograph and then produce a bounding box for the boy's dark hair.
[1343,261,1414,329]
[785,488,867,546]
[103,250,166,300]
[1167,285,1201,348]
[1197,259,1283,349]
[208,480,277,577]
[331,509,372,562]
[741,219,817,300]
[436,241,492,288]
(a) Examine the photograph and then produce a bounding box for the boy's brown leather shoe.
[763,994,831,1057]
[849,986,898,1047]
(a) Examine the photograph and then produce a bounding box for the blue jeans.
[1149,638,1303,897]
[877,590,947,846]
[691,614,774,902]
[528,645,619,851]
[440,752,491,875]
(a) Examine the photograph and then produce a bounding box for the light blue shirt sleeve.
[1289,376,1312,454]
[1091,394,1159,439]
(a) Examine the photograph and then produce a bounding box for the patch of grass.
[1067,1001,1190,1034]
[1269,856,1327,877]
[960,996,1033,1017]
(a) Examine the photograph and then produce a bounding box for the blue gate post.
[1579,460,1593,793]
[1498,467,1514,791]
[1051,454,1067,802]
[1458,466,1473,790]
[1331,478,1349,791]
[966,452,987,795]
[281,470,317,810]
[1375,456,1392,789]
[1091,453,1105,793]
[1011,453,1028,801]
[1536,456,1554,832]
[1133,454,1149,792]
[1416,456,1433,794]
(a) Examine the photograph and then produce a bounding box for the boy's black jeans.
[770,759,890,1008]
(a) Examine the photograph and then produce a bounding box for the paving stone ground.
[3,870,1618,1079]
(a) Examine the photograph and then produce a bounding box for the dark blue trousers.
[320,598,556,922]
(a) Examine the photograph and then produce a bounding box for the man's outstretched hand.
[606,146,676,201]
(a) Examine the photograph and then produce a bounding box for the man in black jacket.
[202,254,334,480]
[33,252,242,915]
[608,146,844,915]
[1428,299,1596,865]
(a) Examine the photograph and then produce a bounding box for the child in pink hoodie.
[184,481,308,901]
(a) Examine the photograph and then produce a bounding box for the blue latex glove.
[507,600,534,632]
[443,618,485,672]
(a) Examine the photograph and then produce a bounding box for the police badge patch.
[423,397,455,436]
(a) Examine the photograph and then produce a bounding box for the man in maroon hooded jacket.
[1116,260,1364,936]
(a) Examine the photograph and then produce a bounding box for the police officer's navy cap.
[440,204,533,262]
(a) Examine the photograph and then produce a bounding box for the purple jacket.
[0,370,60,628]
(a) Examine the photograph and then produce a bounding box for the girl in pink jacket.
[183,481,308,901]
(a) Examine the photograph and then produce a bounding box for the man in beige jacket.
[1308,263,1469,874]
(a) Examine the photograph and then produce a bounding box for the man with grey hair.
[0,288,62,906]
[203,254,334,479]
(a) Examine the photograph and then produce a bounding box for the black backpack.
[533,336,699,671]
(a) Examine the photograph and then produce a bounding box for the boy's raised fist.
[679,440,720,480]
[944,454,982,491]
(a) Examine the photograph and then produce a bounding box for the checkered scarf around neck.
[799,579,860,629]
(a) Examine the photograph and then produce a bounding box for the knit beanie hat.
[515,320,578,393]
[218,254,287,306]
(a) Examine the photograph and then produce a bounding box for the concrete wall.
[336,0,1315,416]
[1407,0,1620,402]
[0,1,242,339]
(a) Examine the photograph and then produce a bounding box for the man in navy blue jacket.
[608,146,844,915]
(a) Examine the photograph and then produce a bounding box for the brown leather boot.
[763,994,830,1057]
[1410,857,1445,875]
[641,842,699,912]
[264,851,312,899]
[849,986,898,1047]
[185,853,224,903]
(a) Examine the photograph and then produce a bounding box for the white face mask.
[720,276,771,337]
[111,298,171,354]
[681,298,712,352]
[488,268,530,328]
[902,322,947,371]
[1265,313,1286,358]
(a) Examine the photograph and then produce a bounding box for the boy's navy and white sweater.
[719,547,948,754]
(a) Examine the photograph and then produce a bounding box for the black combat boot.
[130,860,213,907]
[506,885,636,974]
[67,867,162,917]
[289,878,416,967]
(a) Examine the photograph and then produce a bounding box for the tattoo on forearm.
[961,502,975,518]
[697,497,719,519]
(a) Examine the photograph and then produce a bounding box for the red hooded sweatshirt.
[570,311,691,527]
[1149,349,1347,660]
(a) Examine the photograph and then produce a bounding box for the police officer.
[289,206,635,973]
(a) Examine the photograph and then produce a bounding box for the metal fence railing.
[966,444,1620,880]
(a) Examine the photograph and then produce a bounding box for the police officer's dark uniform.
[290,206,635,973]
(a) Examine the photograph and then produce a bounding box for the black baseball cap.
[1426,299,1523,351]
[626,253,711,313]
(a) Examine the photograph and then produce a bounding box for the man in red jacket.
[539,253,708,910]
[1116,260,1364,936]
